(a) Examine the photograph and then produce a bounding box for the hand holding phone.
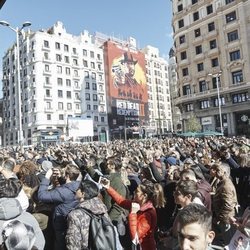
[131,202,140,214]
[98,177,110,189]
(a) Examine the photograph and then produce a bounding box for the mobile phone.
[98,177,110,186]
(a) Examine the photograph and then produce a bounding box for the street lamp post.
[0,20,31,150]
[208,71,223,135]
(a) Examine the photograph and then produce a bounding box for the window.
[183,85,191,95]
[232,70,243,84]
[182,68,189,76]
[92,83,97,90]
[213,97,225,107]
[44,40,49,48]
[45,65,50,72]
[91,62,95,69]
[58,90,63,98]
[64,44,69,52]
[74,70,78,77]
[83,60,88,67]
[212,76,221,89]
[226,0,235,4]
[210,39,217,49]
[197,63,204,72]
[73,59,78,65]
[230,50,240,61]
[66,91,71,98]
[65,67,71,75]
[57,78,63,86]
[178,4,183,12]
[59,114,64,120]
[66,79,71,87]
[44,52,49,60]
[232,92,248,103]
[192,0,198,4]
[64,56,69,63]
[55,42,60,49]
[56,54,62,62]
[178,19,184,28]
[85,82,90,89]
[85,71,89,78]
[199,80,207,92]
[186,103,194,112]
[75,92,80,100]
[83,49,87,56]
[227,30,238,42]
[67,103,72,110]
[92,72,96,79]
[86,93,90,100]
[208,22,215,32]
[45,89,50,97]
[181,51,187,60]
[57,66,62,74]
[87,104,91,110]
[193,11,199,21]
[58,102,63,110]
[76,104,80,110]
[200,100,210,109]
[194,28,201,37]
[211,58,219,67]
[179,35,185,44]
[206,4,213,15]
[73,48,77,54]
[93,94,98,101]
[226,11,236,23]
[195,45,202,54]
[47,114,51,120]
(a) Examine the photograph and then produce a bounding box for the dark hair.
[2,158,16,172]
[177,203,212,233]
[64,164,80,181]
[176,180,198,201]
[79,180,99,200]
[0,179,22,198]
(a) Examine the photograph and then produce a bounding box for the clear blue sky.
[0,0,173,66]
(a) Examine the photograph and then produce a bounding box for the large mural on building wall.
[105,41,148,129]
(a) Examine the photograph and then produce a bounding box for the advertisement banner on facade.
[104,41,148,128]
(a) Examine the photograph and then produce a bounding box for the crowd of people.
[0,135,249,250]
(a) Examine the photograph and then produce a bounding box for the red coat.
[107,187,157,250]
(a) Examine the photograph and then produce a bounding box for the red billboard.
[104,41,148,129]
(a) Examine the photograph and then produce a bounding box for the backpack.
[79,207,117,250]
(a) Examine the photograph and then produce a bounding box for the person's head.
[76,180,99,201]
[177,203,215,250]
[64,164,80,181]
[134,179,166,208]
[180,169,197,182]
[0,178,22,198]
[210,163,227,179]
[2,158,16,172]
[1,220,36,250]
[174,180,198,207]
[105,158,122,174]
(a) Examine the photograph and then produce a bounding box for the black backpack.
[79,207,117,250]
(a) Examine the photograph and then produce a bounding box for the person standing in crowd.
[37,164,80,250]
[210,163,238,247]
[176,203,216,250]
[101,177,165,250]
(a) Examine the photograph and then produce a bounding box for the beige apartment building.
[172,0,250,137]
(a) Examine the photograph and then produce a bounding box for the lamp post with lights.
[208,71,223,135]
[0,20,31,150]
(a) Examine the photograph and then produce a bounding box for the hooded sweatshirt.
[0,198,45,250]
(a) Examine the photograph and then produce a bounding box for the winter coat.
[212,177,238,223]
[66,196,110,250]
[197,179,212,211]
[86,167,127,223]
[37,178,80,231]
[0,198,45,250]
[107,187,157,250]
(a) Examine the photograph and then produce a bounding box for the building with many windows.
[2,21,172,146]
[172,0,250,136]
[2,22,108,146]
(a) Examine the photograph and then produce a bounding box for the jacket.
[37,178,80,230]
[0,198,45,250]
[86,166,127,223]
[212,177,238,223]
[66,196,110,250]
[107,187,157,250]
